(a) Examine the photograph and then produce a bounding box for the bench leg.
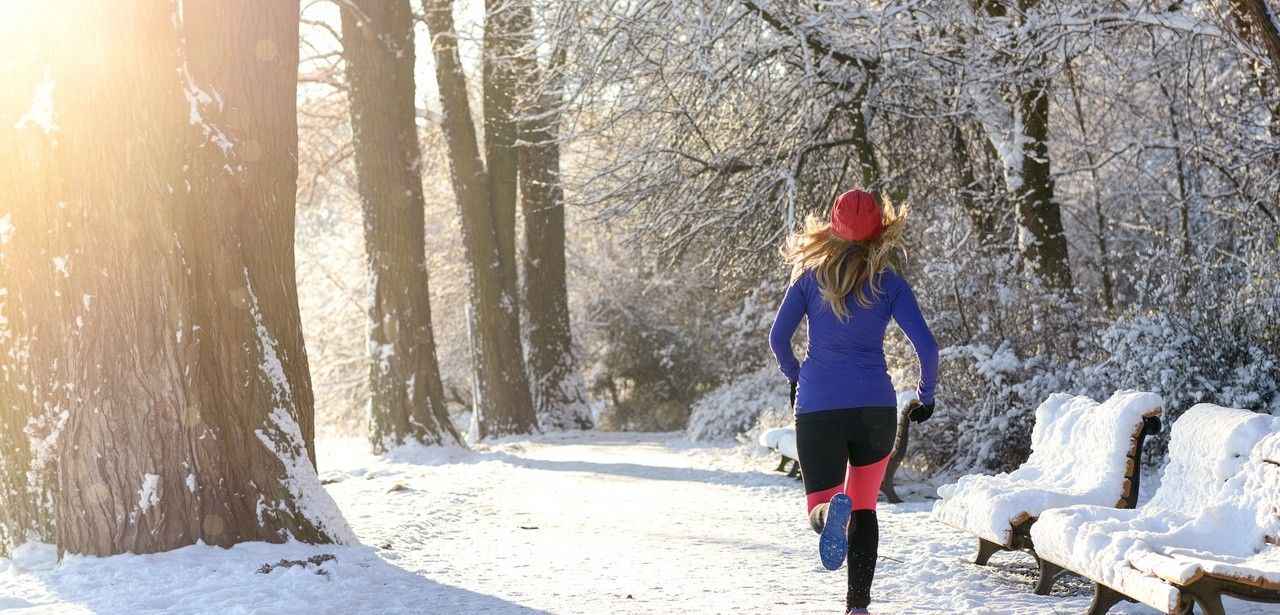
[774,455,789,473]
[973,538,1002,566]
[1174,594,1195,615]
[1186,588,1226,615]
[1034,557,1063,595]
[879,473,902,503]
[1085,583,1127,615]
[879,411,911,504]
[786,459,801,479]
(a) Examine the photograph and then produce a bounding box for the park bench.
[930,390,1164,592]
[759,391,918,503]
[1031,404,1280,615]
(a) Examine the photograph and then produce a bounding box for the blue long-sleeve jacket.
[769,267,938,413]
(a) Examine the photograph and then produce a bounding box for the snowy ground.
[0,431,1271,614]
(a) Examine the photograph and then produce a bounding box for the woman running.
[769,189,939,615]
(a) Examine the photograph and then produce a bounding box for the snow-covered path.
[0,431,1270,614]
[316,431,1146,615]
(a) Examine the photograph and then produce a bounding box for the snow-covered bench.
[1031,404,1280,615]
[931,390,1164,592]
[759,392,918,503]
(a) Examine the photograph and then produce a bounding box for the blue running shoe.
[819,492,852,570]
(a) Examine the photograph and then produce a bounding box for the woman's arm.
[768,276,807,382]
[890,278,938,405]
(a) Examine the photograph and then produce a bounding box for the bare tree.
[513,7,593,430]
[959,0,1075,290]
[565,0,1078,288]
[339,0,463,450]
[423,0,538,437]
[484,0,524,305]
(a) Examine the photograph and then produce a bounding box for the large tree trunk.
[0,280,40,556]
[0,11,54,553]
[513,31,593,430]
[423,0,538,438]
[0,171,48,556]
[340,0,462,451]
[182,1,322,468]
[4,0,353,557]
[483,0,523,304]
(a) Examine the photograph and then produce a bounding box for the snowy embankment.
[1,431,1274,614]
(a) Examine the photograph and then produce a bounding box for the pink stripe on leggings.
[805,485,844,513]
[845,455,890,510]
[804,454,891,512]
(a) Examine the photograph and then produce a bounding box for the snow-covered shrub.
[1081,308,1279,454]
[898,235,1089,474]
[715,277,790,372]
[585,288,721,432]
[685,367,789,441]
[574,236,794,432]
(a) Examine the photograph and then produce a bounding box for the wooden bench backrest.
[1011,390,1161,498]
[1146,404,1277,517]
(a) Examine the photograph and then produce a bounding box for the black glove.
[789,380,797,408]
[908,401,934,424]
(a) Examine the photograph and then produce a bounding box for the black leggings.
[795,407,896,611]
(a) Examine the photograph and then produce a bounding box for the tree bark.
[8,0,353,557]
[1015,79,1073,291]
[0,196,48,556]
[512,28,593,430]
[0,19,53,552]
[483,0,523,304]
[977,0,1073,290]
[1227,0,1280,84]
[190,1,320,466]
[1224,0,1280,140]
[423,0,538,438]
[340,0,462,451]
[0,295,40,556]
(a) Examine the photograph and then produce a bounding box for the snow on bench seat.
[1031,404,1280,614]
[932,390,1163,548]
[759,426,799,462]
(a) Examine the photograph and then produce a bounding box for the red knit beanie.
[829,189,883,241]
